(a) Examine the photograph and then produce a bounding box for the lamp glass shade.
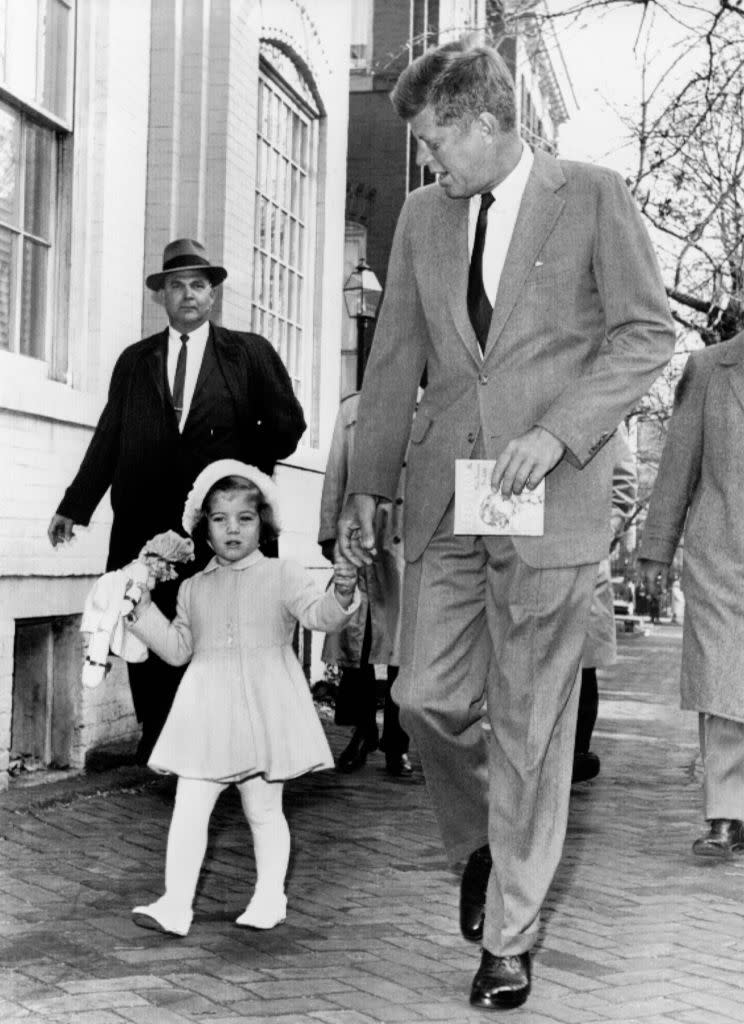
[343,260,382,320]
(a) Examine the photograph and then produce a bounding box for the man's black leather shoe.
[470,950,531,1010]
[572,751,600,784]
[460,844,491,942]
[385,752,413,777]
[692,818,744,858]
[335,729,378,772]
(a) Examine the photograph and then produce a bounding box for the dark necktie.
[467,192,495,351]
[172,333,188,422]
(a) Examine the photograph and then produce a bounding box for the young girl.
[126,459,358,937]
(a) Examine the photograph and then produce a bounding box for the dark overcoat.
[57,323,306,571]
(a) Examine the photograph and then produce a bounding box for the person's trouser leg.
[575,667,598,754]
[394,508,493,862]
[129,575,185,761]
[396,508,595,954]
[700,713,744,820]
[481,539,595,955]
[163,777,225,912]
[381,666,410,755]
[335,609,379,740]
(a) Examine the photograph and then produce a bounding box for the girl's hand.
[332,559,358,608]
[125,583,152,623]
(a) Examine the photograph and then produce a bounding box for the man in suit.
[639,332,744,859]
[338,44,674,1010]
[48,239,305,761]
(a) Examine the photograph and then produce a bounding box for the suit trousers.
[334,608,409,755]
[393,500,596,955]
[699,713,744,820]
[128,575,184,760]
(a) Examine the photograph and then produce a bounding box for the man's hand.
[337,494,378,567]
[637,559,668,596]
[491,426,565,498]
[48,514,76,547]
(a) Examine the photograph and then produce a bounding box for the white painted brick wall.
[1,0,353,787]
[1,0,150,785]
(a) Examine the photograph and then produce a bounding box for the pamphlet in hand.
[454,459,545,536]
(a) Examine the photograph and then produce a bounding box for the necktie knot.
[479,192,495,213]
[179,333,189,345]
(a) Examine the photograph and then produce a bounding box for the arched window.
[252,42,320,397]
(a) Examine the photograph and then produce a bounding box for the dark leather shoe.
[572,751,600,783]
[385,752,413,777]
[470,950,531,1009]
[460,844,491,942]
[336,729,378,772]
[692,818,744,858]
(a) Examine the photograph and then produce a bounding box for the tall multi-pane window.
[0,0,73,367]
[252,43,320,398]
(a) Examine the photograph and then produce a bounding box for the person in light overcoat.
[573,423,637,783]
[639,331,744,858]
[318,392,411,776]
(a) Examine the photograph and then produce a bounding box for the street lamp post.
[343,258,383,391]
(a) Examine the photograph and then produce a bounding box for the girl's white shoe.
[235,892,287,930]
[131,897,192,937]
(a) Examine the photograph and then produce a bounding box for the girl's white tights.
[162,775,289,916]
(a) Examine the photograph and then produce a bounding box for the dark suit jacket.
[57,323,306,571]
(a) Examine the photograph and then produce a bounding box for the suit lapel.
[189,330,218,400]
[212,325,245,411]
[483,151,566,358]
[432,196,482,364]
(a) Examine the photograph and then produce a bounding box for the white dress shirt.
[166,320,210,431]
[468,142,534,308]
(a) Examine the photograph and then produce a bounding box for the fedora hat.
[146,238,228,291]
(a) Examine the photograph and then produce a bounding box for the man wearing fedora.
[48,239,306,761]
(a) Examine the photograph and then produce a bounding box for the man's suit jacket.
[57,323,305,571]
[347,148,675,568]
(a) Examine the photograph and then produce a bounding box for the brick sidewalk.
[1,625,744,1023]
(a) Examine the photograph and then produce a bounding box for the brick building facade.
[1,0,351,790]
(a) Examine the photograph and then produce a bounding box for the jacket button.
[479,373,488,385]
[393,536,401,544]
[395,498,403,506]
[467,432,475,443]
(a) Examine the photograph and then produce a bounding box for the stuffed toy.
[80,531,194,688]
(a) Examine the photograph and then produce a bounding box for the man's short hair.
[391,42,516,132]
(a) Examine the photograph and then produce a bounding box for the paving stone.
[3,626,744,1022]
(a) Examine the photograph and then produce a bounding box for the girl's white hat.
[182,460,281,536]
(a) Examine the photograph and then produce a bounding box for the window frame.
[252,53,320,419]
[0,0,74,376]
